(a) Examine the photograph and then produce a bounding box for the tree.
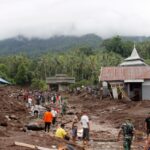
[102,36,133,57]
[31,78,48,91]
[15,63,30,85]
[77,46,94,56]
[0,64,8,79]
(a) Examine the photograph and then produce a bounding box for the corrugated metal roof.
[100,66,150,81]
[125,46,142,61]
[119,46,147,66]
[0,78,10,84]
[120,60,147,66]
[46,76,75,84]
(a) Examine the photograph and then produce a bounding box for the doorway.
[129,83,142,101]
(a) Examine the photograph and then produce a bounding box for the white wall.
[142,80,150,100]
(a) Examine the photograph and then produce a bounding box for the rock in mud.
[26,119,44,131]
[0,122,8,127]
[9,114,18,120]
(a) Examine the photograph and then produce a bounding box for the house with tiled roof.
[99,46,150,100]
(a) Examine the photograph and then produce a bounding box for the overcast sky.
[0,0,150,39]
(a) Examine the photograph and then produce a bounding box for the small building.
[46,74,75,91]
[99,46,150,100]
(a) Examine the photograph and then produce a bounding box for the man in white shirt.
[28,97,32,108]
[80,111,90,145]
[51,108,57,126]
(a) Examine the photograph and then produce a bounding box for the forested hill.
[0,34,150,56]
[0,34,102,56]
[1,34,150,86]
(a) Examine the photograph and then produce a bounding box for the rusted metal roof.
[46,74,75,84]
[100,66,150,81]
[0,78,10,84]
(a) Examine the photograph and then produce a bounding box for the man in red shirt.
[43,109,53,132]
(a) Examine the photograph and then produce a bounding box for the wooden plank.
[91,138,117,142]
[14,141,57,150]
[14,141,35,149]
[37,146,57,150]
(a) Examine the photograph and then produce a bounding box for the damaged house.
[46,74,75,91]
[100,46,150,100]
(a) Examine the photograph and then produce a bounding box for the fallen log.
[14,141,57,150]
[91,138,117,142]
[63,120,72,125]
[14,142,35,149]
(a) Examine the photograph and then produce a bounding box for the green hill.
[0,34,102,56]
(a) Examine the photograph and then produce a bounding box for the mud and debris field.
[0,86,149,149]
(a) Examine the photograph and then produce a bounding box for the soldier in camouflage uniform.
[117,118,135,150]
[61,101,67,116]
[145,113,150,138]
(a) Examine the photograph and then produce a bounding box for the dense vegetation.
[1,35,150,88]
[0,34,102,56]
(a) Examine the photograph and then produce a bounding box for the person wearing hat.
[145,113,150,138]
[117,118,135,150]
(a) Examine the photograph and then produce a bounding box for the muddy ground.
[68,92,150,149]
[0,86,149,149]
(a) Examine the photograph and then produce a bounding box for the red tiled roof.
[100,66,150,81]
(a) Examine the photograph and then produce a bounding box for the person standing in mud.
[145,113,150,138]
[53,94,56,104]
[43,109,53,132]
[27,96,32,108]
[117,118,135,150]
[51,107,57,126]
[71,116,78,143]
[144,136,150,150]
[61,101,67,116]
[80,111,90,145]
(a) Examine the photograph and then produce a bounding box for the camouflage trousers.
[123,137,132,150]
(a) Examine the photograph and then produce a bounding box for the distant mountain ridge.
[0,34,102,56]
[0,34,150,56]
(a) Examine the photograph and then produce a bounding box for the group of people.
[21,90,150,149]
[22,90,67,117]
[43,107,90,145]
[54,111,150,149]
[22,90,63,106]
[55,112,90,145]
[117,113,150,150]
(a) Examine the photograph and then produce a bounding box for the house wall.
[58,84,68,91]
[142,80,150,100]
[126,84,130,97]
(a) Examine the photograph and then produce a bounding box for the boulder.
[26,119,44,131]
[0,122,8,127]
[9,114,18,120]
